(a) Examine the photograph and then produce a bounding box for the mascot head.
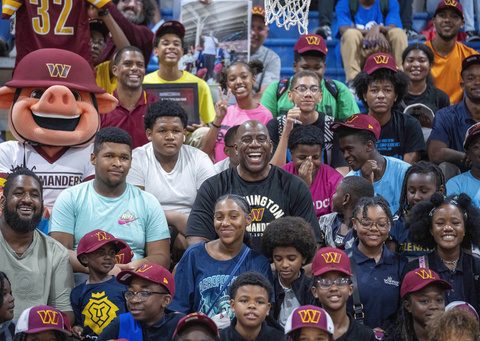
[0,48,117,147]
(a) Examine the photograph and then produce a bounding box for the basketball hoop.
[264,0,311,35]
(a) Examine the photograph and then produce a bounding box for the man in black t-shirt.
[186,120,321,252]
[353,52,425,164]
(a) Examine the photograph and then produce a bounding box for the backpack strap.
[276,77,290,100]
[347,250,365,324]
[324,79,339,100]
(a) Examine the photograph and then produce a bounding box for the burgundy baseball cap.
[284,305,334,336]
[173,313,219,338]
[462,54,480,74]
[252,5,266,19]
[331,114,381,140]
[464,122,480,150]
[312,247,352,277]
[294,34,327,55]
[363,52,398,74]
[6,48,105,93]
[15,305,71,335]
[400,268,452,298]
[115,243,134,265]
[76,229,128,264]
[434,0,464,19]
[155,20,185,41]
[117,262,175,296]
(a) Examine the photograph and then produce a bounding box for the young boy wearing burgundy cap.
[310,247,375,341]
[385,268,451,341]
[97,262,184,341]
[284,305,334,341]
[173,312,220,341]
[331,113,410,214]
[446,122,480,207]
[351,52,425,164]
[70,229,131,339]
[14,305,72,341]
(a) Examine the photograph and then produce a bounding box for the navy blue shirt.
[429,100,477,152]
[348,243,407,330]
[390,215,432,258]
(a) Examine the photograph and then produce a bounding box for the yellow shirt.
[143,70,215,124]
[95,61,117,95]
[426,40,478,104]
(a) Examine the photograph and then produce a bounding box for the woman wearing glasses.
[348,196,407,336]
[268,70,340,168]
[404,192,480,313]
[170,194,273,324]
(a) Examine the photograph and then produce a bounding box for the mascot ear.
[95,93,118,114]
[0,87,16,109]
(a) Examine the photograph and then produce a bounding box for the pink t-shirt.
[214,103,273,161]
[283,162,343,217]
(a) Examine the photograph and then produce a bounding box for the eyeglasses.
[124,290,169,301]
[293,85,321,94]
[354,218,390,231]
[316,277,351,289]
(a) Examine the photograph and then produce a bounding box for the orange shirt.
[426,40,478,104]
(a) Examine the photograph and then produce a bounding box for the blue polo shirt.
[390,215,432,258]
[446,171,480,208]
[429,100,477,152]
[348,243,406,330]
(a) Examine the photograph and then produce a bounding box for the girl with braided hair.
[404,192,480,313]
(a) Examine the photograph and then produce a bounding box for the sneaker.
[405,29,426,41]
[466,31,480,42]
[315,25,332,41]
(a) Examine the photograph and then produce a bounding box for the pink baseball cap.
[294,34,328,55]
[15,305,71,335]
[173,313,219,338]
[400,268,452,298]
[117,262,175,296]
[312,247,352,277]
[363,52,398,74]
[284,305,334,336]
[331,114,381,140]
[76,229,129,264]
[434,0,464,19]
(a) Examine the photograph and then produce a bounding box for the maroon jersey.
[6,0,110,64]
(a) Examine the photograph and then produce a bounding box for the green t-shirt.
[260,78,359,120]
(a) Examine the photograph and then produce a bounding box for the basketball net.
[264,0,311,35]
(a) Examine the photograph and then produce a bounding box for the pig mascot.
[0,48,117,231]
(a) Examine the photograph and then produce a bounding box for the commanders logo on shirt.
[118,210,138,225]
[82,291,119,335]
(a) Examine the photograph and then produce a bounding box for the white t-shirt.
[202,35,218,55]
[127,144,216,214]
[0,141,94,211]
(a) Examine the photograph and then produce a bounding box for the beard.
[4,204,43,233]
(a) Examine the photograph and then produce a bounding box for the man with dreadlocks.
[0,166,74,321]
[389,161,446,258]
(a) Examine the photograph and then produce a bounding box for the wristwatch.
[98,8,109,17]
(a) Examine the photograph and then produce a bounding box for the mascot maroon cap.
[6,48,105,93]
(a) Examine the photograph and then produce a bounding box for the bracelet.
[211,122,221,128]
[98,8,109,17]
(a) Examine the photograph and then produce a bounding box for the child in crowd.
[447,122,480,207]
[98,262,183,341]
[220,272,284,341]
[311,247,375,341]
[0,271,15,341]
[269,70,338,168]
[71,229,130,339]
[14,305,71,341]
[386,268,451,341]
[319,176,374,249]
[202,60,272,162]
[213,125,240,174]
[428,307,480,341]
[390,161,445,258]
[284,305,335,341]
[262,216,317,327]
[173,313,220,341]
[283,125,343,218]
